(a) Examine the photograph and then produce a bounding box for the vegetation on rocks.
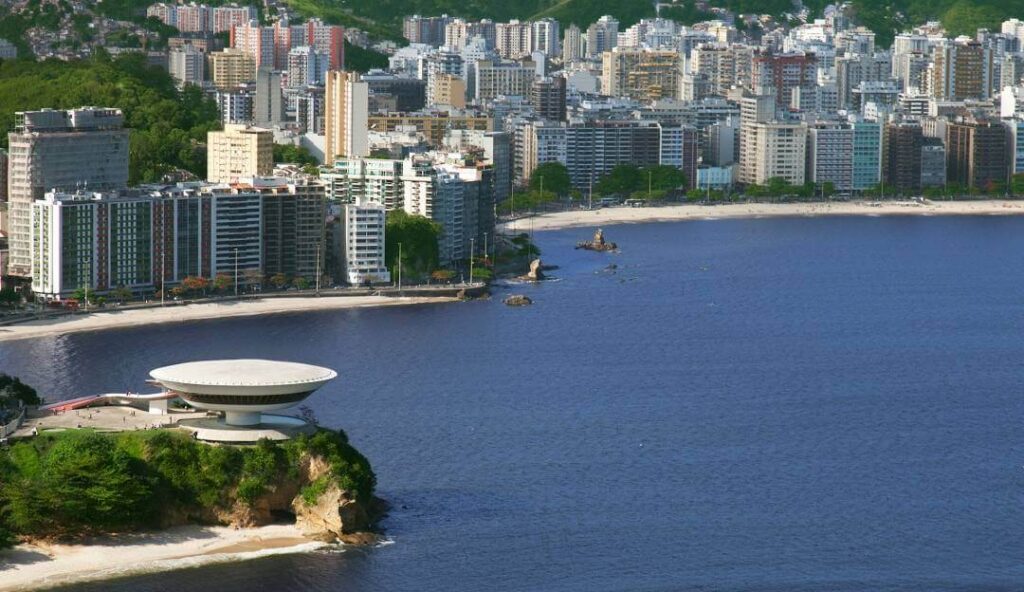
[0,427,376,548]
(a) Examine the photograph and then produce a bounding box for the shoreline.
[0,524,328,592]
[500,199,1024,232]
[0,295,458,343]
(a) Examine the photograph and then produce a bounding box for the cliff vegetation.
[0,427,380,548]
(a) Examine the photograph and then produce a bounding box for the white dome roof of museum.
[151,359,336,388]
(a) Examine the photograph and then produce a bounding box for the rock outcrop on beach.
[576,228,618,251]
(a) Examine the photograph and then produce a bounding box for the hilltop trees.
[0,51,220,184]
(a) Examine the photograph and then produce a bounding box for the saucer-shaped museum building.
[150,359,337,426]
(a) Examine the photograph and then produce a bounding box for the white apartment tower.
[531,18,561,58]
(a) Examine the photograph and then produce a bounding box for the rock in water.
[525,258,545,281]
[575,228,618,251]
[503,294,533,306]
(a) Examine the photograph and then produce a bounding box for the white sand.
[0,524,327,591]
[501,200,1024,232]
[0,295,457,343]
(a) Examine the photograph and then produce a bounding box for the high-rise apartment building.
[586,16,619,58]
[147,2,256,33]
[209,49,256,90]
[657,124,699,189]
[232,18,344,70]
[321,158,406,208]
[930,40,993,100]
[884,121,924,191]
[807,123,854,192]
[169,45,206,88]
[206,124,273,183]
[403,15,451,46]
[946,114,1008,190]
[563,121,661,189]
[602,48,682,101]
[325,71,369,162]
[31,190,154,299]
[739,120,806,186]
[563,24,584,62]
[920,138,947,188]
[531,19,561,58]
[751,51,818,111]
[253,67,285,127]
[6,108,129,277]
[495,20,532,60]
[431,73,467,108]
[341,202,390,285]
[258,178,327,283]
[531,76,566,121]
[286,46,329,88]
[216,86,255,124]
[475,60,535,101]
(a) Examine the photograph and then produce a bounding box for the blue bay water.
[1,216,1022,591]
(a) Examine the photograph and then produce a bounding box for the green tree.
[71,287,94,304]
[213,273,233,293]
[0,53,220,183]
[643,165,687,192]
[529,162,572,196]
[110,286,133,303]
[385,210,441,281]
[595,164,643,196]
[0,288,20,308]
[273,143,318,166]
[270,273,290,289]
[292,276,311,290]
[1012,173,1024,196]
[4,432,155,537]
[0,374,41,406]
[343,40,389,72]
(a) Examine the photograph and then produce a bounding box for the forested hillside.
[0,51,219,183]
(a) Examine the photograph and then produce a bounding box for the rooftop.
[150,359,337,388]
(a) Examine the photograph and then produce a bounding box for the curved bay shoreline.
[501,199,1024,232]
[0,295,459,343]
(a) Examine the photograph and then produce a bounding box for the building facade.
[7,108,130,277]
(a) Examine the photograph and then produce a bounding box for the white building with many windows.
[31,190,154,300]
[341,202,390,285]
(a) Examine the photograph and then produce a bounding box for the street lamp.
[233,248,239,297]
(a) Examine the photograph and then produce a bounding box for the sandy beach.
[0,524,327,591]
[501,200,1024,232]
[0,294,458,343]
